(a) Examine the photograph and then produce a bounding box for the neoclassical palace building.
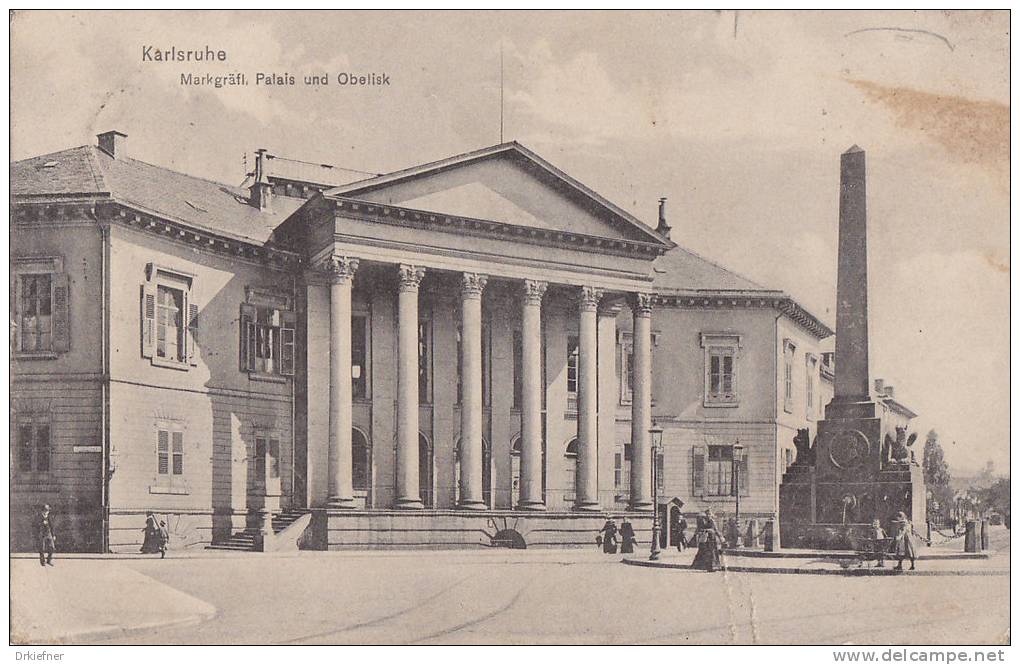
[11,131,840,552]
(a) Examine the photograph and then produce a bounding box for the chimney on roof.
[884,385,895,399]
[656,197,671,240]
[874,378,884,395]
[97,130,127,159]
[250,148,272,211]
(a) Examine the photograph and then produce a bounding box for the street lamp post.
[649,422,664,561]
[732,442,744,547]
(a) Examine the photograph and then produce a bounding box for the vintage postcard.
[7,9,1010,652]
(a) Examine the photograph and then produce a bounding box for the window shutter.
[13,274,22,352]
[739,453,750,497]
[186,294,199,366]
[51,273,70,352]
[281,310,296,376]
[240,303,257,372]
[692,445,706,497]
[141,283,156,358]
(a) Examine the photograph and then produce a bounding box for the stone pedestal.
[965,520,979,552]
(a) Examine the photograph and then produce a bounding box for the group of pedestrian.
[33,505,171,565]
[141,512,170,558]
[595,508,921,573]
[597,517,639,554]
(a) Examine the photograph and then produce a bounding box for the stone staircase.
[207,508,309,552]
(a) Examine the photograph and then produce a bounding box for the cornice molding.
[327,197,666,260]
[12,200,302,272]
[654,292,833,340]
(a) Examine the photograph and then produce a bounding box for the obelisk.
[834,145,870,402]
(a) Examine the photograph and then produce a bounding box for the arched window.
[352,428,371,492]
[510,435,522,508]
[419,433,433,508]
[564,438,578,503]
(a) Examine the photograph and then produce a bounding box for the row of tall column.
[319,254,654,512]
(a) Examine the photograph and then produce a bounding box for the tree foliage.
[922,430,954,518]
[977,477,1010,519]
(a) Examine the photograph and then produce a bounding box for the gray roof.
[651,244,771,293]
[12,145,303,244]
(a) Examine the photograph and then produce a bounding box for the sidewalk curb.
[54,605,218,645]
[621,558,1009,577]
[721,549,991,561]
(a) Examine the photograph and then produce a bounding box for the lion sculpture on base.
[884,426,918,463]
[793,428,816,466]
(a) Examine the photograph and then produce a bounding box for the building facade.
[11,131,835,551]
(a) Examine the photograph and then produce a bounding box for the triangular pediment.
[325,143,671,247]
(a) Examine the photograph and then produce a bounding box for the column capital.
[629,292,654,317]
[578,286,604,312]
[460,272,488,299]
[598,300,624,318]
[319,254,359,284]
[398,264,426,293]
[522,279,548,306]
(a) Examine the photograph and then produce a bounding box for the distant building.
[11,131,839,551]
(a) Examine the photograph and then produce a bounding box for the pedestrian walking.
[140,512,161,554]
[618,518,638,554]
[158,520,170,559]
[670,512,689,552]
[597,517,618,554]
[35,504,56,567]
[891,511,918,571]
[870,518,887,567]
[691,509,724,572]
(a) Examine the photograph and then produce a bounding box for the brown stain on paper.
[983,251,1010,275]
[847,78,1008,189]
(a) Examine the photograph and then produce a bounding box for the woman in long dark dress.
[598,518,618,554]
[618,518,637,554]
[140,512,160,554]
[691,509,724,572]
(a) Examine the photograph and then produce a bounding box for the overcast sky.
[11,10,1009,477]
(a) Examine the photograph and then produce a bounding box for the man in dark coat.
[618,518,637,554]
[35,504,56,567]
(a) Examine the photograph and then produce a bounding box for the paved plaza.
[11,527,1010,645]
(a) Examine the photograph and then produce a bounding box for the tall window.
[619,332,634,404]
[142,265,196,367]
[614,444,632,497]
[352,315,368,399]
[806,355,817,419]
[564,438,578,502]
[701,333,741,406]
[252,436,280,484]
[418,319,432,404]
[353,429,371,493]
[706,445,733,496]
[17,422,50,472]
[705,445,747,497]
[20,274,52,352]
[156,285,185,362]
[157,429,184,481]
[566,335,580,399]
[240,297,295,377]
[14,256,69,356]
[512,330,523,410]
[783,340,796,413]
